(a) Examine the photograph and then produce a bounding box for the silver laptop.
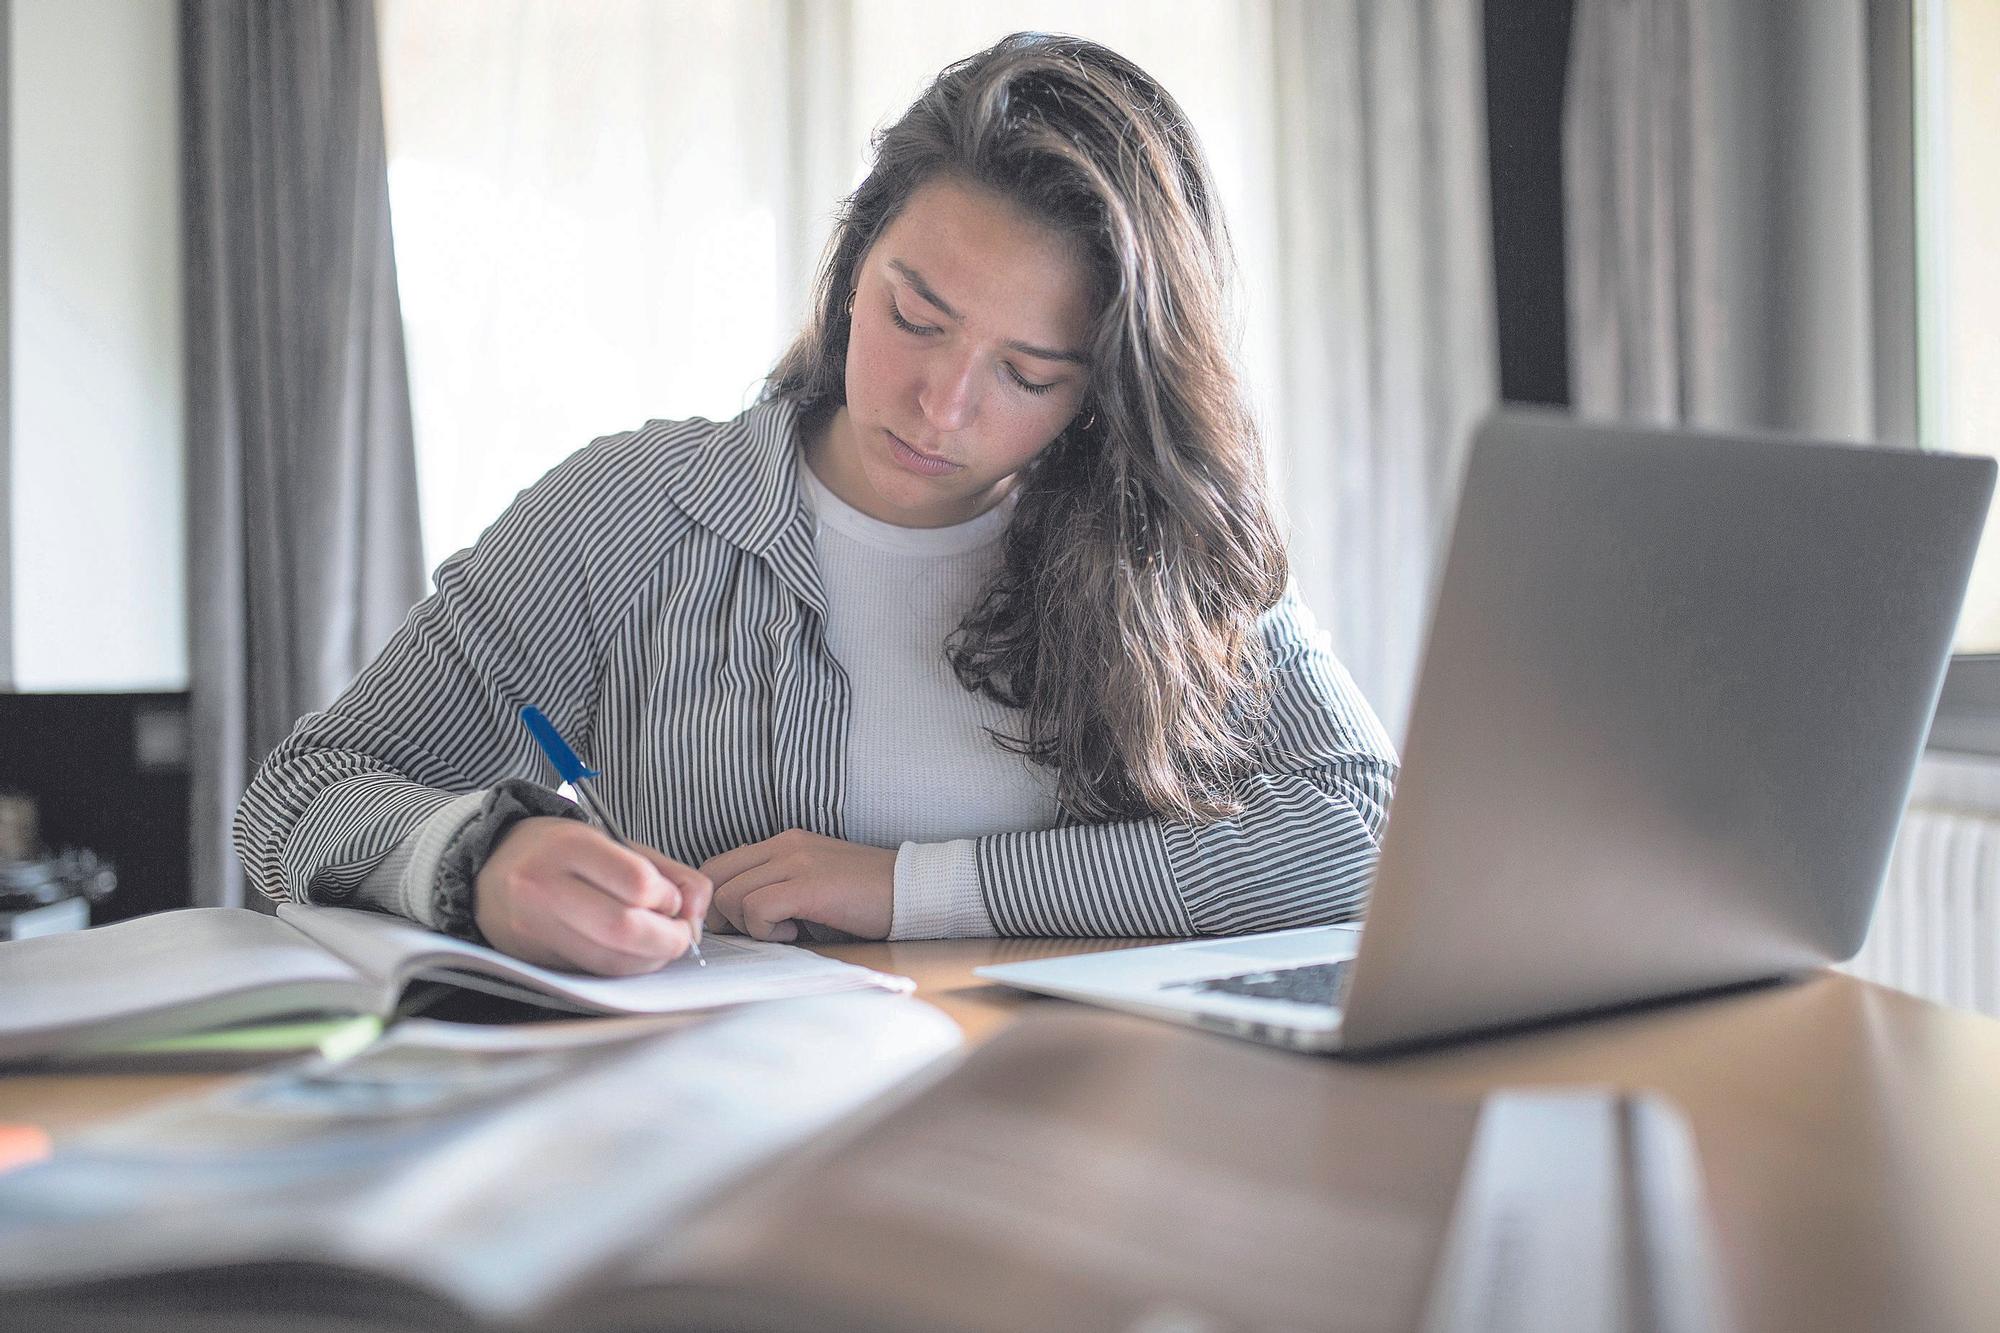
[978,411,1996,1053]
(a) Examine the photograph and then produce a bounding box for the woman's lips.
[887,430,962,477]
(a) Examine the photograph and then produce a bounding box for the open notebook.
[0,902,912,1064]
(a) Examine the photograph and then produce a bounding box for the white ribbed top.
[798,461,1062,938]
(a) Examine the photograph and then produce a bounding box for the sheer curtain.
[1270,0,1497,740]
[379,1,1492,735]
[378,0,795,572]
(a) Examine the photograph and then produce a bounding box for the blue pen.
[519,706,705,966]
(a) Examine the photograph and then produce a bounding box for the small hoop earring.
[1075,408,1099,434]
[844,289,857,315]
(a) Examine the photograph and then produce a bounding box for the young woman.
[236,33,1398,975]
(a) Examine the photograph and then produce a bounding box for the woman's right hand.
[472,817,712,975]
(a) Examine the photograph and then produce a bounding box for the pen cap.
[518,706,600,784]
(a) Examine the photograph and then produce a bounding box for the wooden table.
[6,940,2000,1330]
[829,941,2000,1332]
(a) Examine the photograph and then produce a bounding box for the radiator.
[1841,753,2000,1018]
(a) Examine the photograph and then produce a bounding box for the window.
[378,1,794,576]
[1919,0,2000,654]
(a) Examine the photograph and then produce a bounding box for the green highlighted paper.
[67,1015,385,1071]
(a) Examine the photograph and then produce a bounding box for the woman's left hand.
[701,830,896,942]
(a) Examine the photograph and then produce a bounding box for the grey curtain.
[1269,0,1498,742]
[1564,0,1917,444]
[184,0,426,909]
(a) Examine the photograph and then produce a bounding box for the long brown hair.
[764,32,1288,823]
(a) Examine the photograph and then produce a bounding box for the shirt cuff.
[352,790,487,929]
[890,838,996,939]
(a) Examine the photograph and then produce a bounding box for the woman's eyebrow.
[889,260,1090,366]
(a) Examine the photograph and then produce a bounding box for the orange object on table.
[0,1122,53,1174]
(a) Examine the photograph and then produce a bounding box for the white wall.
[7,0,185,691]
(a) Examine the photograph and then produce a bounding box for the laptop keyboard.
[1166,958,1354,1007]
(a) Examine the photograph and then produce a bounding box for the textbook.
[0,993,967,1333]
[0,903,914,1065]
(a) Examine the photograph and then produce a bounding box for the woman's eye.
[888,301,937,336]
[1008,367,1058,396]
[886,295,1056,395]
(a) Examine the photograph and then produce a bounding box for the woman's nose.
[918,349,980,432]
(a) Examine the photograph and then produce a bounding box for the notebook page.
[276,903,913,1014]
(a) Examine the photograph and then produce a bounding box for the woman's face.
[816,176,1095,528]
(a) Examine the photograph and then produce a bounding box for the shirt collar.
[669,396,812,556]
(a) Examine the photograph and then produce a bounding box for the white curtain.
[1269,0,1498,741]
[380,0,1494,738]
[379,0,796,570]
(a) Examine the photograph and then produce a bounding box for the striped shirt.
[235,397,1400,937]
